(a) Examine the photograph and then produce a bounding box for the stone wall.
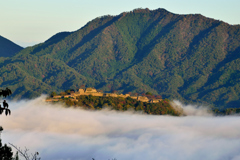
[87,92,103,96]
[137,96,149,102]
[47,88,162,104]
[78,89,85,94]
[85,88,97,93]
[149,99,162,103]
[53,95,62,99]
[104,93,118,97]
[118,94,130,98]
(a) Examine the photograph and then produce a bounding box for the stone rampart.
[53,95,62,99]
[47,88,162,104]
[137,96,149,102]
[85,88,97,93]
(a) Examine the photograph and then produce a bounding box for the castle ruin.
[46,88,162,103]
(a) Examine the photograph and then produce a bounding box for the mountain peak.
[123,8,172,15]
[1,9,240,109]
[0,35,23,57]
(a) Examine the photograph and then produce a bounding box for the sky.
[1,0,240,47]
[0,96,240,160]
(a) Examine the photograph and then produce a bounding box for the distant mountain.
[0,8,240,109]
[0,36,23,57]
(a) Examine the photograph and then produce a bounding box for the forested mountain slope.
[1,8,240,109]
[0,36,23,57]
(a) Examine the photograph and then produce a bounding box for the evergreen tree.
[0,128,13,160]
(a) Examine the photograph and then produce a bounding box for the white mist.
[0,96,240,160]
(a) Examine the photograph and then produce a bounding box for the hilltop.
[46,87,240,116]
[46,87,162,103]
[0,8,240,109]
[46,87,181,116]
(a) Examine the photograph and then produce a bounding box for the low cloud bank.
[0,96,240,160]
[171,100,213,116]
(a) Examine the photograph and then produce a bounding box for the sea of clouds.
[0,96,240,160]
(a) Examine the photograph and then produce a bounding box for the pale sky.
[1,0,239,47]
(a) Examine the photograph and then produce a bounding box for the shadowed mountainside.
[0,36,23,57]
[0,8,240,109]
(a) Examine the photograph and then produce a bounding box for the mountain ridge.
[0,8,240,109]
[0,35,23,57]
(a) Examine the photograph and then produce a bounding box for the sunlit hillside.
[0,8,240,109]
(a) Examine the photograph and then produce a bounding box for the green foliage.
[50,91,57,97]
[61,95,181,116]
[212,107,240,115]
[0,8,240,109]
[146,92,153,95]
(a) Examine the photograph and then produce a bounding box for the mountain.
[0,8,240,109]
[0,36,23,57]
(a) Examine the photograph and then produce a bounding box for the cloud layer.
[0,96,240,160]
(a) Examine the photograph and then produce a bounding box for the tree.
[0,88,12,116]
[9,143,40,160]
[60,91,67,96]
[0,139,13,160]
[156,95,162,99]
[80,84,85,89]
[111,90,118,94]
[0,127,13,160]
[0,127,40,160]
[133,93,139,96]
[50,91,57,97]
[145,92,152,95]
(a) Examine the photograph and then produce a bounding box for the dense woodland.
[0,8,240,109]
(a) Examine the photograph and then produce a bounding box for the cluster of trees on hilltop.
[49,88,180,116]
[59,94,182,116]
